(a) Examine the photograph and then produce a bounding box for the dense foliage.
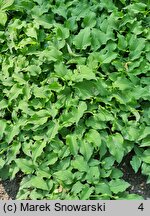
[0,0,150,200]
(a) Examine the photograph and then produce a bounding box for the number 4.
[138,203,144,211]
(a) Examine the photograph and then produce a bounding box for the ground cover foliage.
[0,0,150,200]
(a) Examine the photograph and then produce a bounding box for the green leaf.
[140,136,150,147]
[75,101,87,124]
[5,124,20,144]
[95,182,111,195]
[126,3,147,14]
[102,156,115,170]
[8,84,23,101]
[20,175,49,191]
[66,134,79,156]
[123,126,139,141]
[0,119,6,139]
[0,158,5,169]
[54,170,73,184]
[118,193,144,200]
[29,176,49,190]
[91,29,107,51]
[31,140,47,164]
[55,24,69,40]
[80,185,94,200]
[0,0,14,10]
[36,166,51,178]
[117,34,127,50]
[26,65,41,76]
[130,155,141,173]
[107,133,124,163]
[25,24,37,39]
[6,141,21,164]
[72,65,96,82]
[74,80,99,100]
[86,166,100,184]
[141,163,150,176]
[142,149,150,164]
[138,127,150,140]
[34,14,54,29]
[109,179,130,194]
[71,155,89,172]
[46,120,59,141]
[85,129,101,148]
[0,11,7,25]
[44,152,58,166]
[100,0,116,11]
[71,181,84,195]
[110,168,123,179]
[82,12,96,28]
[102,52,118,64]
[0,99,8,109]
[15,158,34,174]
[80,139,93,161]
[73,27,91,50]
[39,47,62,62]
[113,76,133,91]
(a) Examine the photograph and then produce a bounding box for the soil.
[119,152,150,200]
[0,173,22,200]
[0,153,150,200]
